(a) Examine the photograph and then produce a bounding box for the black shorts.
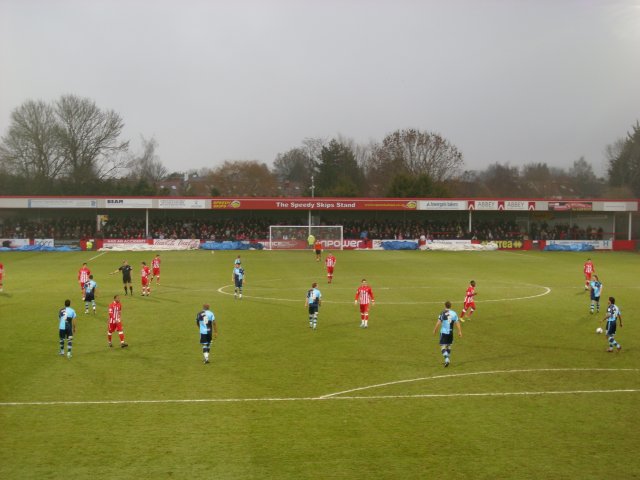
[122,275,132,284]
[315,249,322,255]
[59,325,73,339]
[234,278,243,288]
[439,332,454,346]
[606,321,617,336]
[308,304,319,315]
[84,291,95,302]
[200,332,212,345]
[590,293,600,302]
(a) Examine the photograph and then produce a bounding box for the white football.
[596,327,603,334]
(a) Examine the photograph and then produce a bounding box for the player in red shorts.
[107,295,128,348]
[78,262,91,299]
[314,240,323,262]
[460,280,477,322]
[354,278,375,328]
[141,261,151,296]
[151,254,161,285]
[325,253,336,283]
[583,258,595,291]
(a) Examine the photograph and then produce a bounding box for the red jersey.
[0,263,4,277]
[141,265,150,279]
[152,257,161,270]
[108,301,122,323]
[356,285,374,305]
[325,255,336,269]
[584,261,594,275]
[78,266,91,283]
[314,241,323,251]
[464,285,476,304]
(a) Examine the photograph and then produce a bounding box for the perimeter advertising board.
[28,198,97,208]
[105,199,153,209]
[211,199,417,210]
[158,199,208,209]
[546,239,612,250]
[548,201,593,211]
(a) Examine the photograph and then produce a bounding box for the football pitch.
[0,249,639,479]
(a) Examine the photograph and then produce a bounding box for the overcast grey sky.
[1,0,639,176]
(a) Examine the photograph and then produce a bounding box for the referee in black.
[110,260,133,296]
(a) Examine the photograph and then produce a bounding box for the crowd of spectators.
[0,216,608,242]
[0,218,95,240]
[342,219,524,241]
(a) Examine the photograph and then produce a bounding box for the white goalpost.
[268,225,344,250]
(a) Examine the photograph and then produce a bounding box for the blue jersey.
[233,267,245,281]
[606,304,620,324]
[590,280,602,297]
[307,288,322,306]
[196,309,215,335]
[84,279,97,294]
[438,308,459,335]
[58,306,77,329]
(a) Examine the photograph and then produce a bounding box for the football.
[596,327,603,334]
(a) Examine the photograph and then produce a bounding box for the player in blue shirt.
[232,264,245,300]
[589,275,602,314]
[433,301,463,367]
[305,282,322,330]
[601,296,623,352]
[84,275,97,314]
[58,299,77,358]
[196,304,218,364]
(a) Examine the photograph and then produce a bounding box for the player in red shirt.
[460,280,477,322]
[325,253,336,284]
[151,254,161,285]
[78,263,91,299]
[314,240,323,262]
[0,262,4,292]
[107,295,128,348]
[583,258,595,291]
[355,278,375,328]
[141,261,151,296]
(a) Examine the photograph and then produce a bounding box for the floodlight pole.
[308,175,315,233]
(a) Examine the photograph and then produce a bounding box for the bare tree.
[207,160,279,196]
[273,148,313,183]
[366,128,464,195]
[55,95,129,186]
[568,157,602,197]
[0,100,65,190]
[521,162,554,196]
[478,163,523,197]
[127,136,168,184]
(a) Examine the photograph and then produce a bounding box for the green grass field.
[1,249,639,479]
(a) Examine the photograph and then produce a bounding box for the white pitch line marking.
[318,368,639,398]
[87,251,108,262]
[1,368,637,407]
[216,284,552,305]
[328,389,640,400]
